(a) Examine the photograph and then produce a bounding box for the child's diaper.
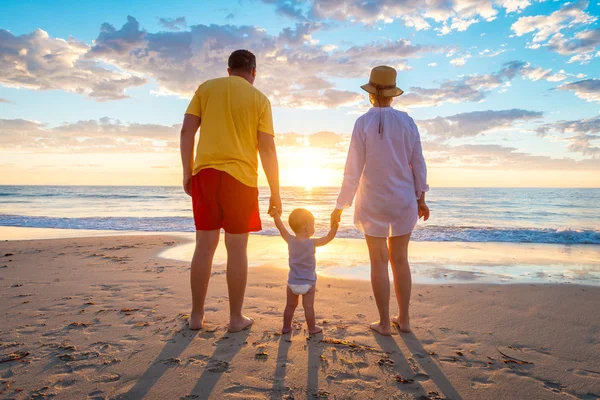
[288,283,313,295]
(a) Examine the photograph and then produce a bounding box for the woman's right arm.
[336,119,366,211]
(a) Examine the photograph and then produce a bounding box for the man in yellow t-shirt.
[180,49,281,332]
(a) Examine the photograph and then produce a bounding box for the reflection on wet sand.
[161,234,600,285]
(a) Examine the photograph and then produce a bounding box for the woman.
[331,65,430,335]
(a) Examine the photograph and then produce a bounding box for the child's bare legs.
[389,233,412,333]
[302,286,321,334]
[282,287,299,334]
[365,235,392,336]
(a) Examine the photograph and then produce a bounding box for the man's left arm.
[180,114,201,196]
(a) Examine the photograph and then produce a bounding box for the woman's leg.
[365,235,392,336]
[282,287,299,333]
[389,233,412,333]
[302,286,322,334]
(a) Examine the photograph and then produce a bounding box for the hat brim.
[360,83,404,97]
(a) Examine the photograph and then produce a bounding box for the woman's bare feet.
[308,326,322,335]
[369,321,392,336]
[282,326,292,334]
[227,315,254,333]
[392,316,411,333]
[188,312,204,330]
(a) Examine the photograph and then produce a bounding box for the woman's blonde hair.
[369,93,393,106]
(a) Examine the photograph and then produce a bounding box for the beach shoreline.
[1,234,599,399]
[3,226,600,286]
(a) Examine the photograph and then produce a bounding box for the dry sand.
[0,235,599,399]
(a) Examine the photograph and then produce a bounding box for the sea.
[0,185,599,245]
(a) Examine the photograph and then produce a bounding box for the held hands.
[268,193,282,217]
[418,200,430,221]
[330,209,342,228]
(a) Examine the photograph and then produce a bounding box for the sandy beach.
[1,234,599,399]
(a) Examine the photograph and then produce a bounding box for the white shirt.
[336,107,429,237]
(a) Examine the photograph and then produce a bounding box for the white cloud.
[0,18,448,108]
[567,53,593,64]
[450,53,471,66]
[535,115,600,155]
[0,28,146,100]
[418,109,543,138]
[502,0,531,13]
[557,79,600,102]
[428,62,438,67]
[511,1,599,57]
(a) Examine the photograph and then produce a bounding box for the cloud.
[0,16,447,108]
[0,117,180,152]
[511,1,598,57]
[399,60,561,108]
[450,53,471,67]
[418,109,543,138]
[423,142,600,170]
[0,97,10,103]
[157,17,187,31]
[535,115,600,155]
[0,28,146,100]
[261,0,522,34]
[502,0,531,13]
[548,28,600,56]
[557,79,600,102]
[82,17,445,108]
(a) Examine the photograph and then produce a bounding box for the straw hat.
[360,66,404,97]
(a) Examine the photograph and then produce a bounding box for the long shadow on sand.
[121,329,199,399]
[373,333,428,398]
[271,333,293,397]
[401,330,462,400]
[306,332,324,399]
[189,329,251,398]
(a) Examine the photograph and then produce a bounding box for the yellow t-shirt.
[185,76,274,188]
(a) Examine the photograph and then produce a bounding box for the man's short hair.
[228,49,256,73]
[288,208,314,233]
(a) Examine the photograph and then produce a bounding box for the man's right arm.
[257,131,281,216]
[180,114,201,196]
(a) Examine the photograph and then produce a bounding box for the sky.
[0,0,599,188]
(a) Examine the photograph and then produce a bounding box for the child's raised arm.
[273,214,292,243]
[314,221,338,247]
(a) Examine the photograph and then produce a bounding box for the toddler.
[273,208,338,334]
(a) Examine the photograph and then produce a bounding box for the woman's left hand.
[418,201,430,221]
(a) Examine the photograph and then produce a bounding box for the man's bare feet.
[392,316,411,333]
[282,326,292,334]
[369,321,392,336]
[308,326,322,335]
[227,315,254,333]
[188,312,204,330]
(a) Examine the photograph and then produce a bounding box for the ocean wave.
[1,215,599,245]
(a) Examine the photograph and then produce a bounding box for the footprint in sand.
[470,376,493,390]
[94,373,121,383]
[567,368,600,378]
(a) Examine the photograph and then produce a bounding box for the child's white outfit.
[287,236,316,295]
[336,107,429,237]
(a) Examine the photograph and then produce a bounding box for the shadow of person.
[306,332,324,399]
[120,328,199,399]
[401,331,462,400]
[373,332,427,399]
[189,328,251,398]
[271,332,293,397]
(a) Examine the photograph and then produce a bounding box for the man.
[180,49,281,332]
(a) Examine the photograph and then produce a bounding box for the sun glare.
[279,145,336,188]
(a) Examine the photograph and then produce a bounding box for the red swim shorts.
[191,168,262,234]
